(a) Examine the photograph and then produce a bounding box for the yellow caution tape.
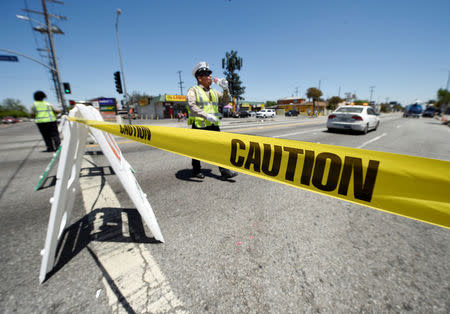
[69,117,450,229]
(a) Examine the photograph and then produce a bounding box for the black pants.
[37,121,61,151]
[191,124,229,175]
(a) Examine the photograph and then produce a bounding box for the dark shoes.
[192,170,238,180]
[220,170,238,180]
[192,172,205,179]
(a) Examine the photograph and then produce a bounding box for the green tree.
[380,103,392,113]
[265,100,277,107]
[436,88,450,106]
[0,98,29,118]
[306,87,323,115]
[1,98,28,112]
[327,96,343,110]
[392,104,403,112]
[128,91,152,108]
[222,50,246,103]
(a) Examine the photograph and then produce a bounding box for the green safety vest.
[34,101,56,123]
[186,85,219,128]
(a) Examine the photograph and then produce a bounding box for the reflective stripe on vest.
[186,86,219,128]
[34,101,56,123]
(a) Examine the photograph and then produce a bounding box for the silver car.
[327,105,380,134]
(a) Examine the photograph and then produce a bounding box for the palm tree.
[306,87,323,116]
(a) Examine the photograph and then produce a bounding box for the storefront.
[239,101,265,111]
[133,94,188,119]
[162,94,188,118]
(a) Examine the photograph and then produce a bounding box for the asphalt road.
[0,114,449,313]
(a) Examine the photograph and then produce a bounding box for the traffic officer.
[186,61,238,180]
[31,91,61,152]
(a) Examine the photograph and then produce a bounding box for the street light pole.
[41,0,67,114]
[115,9,131,124]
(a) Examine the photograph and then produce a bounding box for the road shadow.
[45,207,160,283]
[80,165,115,177]
[175,168,204,182]
[85,150,104,156]
[37,175,57,190]
[325,129,368,136]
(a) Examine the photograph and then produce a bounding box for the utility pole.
[369,86,375,103]
[21,0,67,113]
[338,86,341,98]
[41,0,67,113]
[446,70,450,91]
[442,70,450,113]
[318,80,321,90]
[294,86,299,98]
[177,70,184,95]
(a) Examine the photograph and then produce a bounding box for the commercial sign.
[139,98,149,106]
[98,98,117,121]
[166,95,186,102]
[98,98,116,111]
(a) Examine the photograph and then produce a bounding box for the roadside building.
[134,94,188,119]
[239,101,265,112]
[301,101,327,116]
[276,97,328,115]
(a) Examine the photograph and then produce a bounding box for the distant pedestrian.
[307,108,311,117]
[177,111,183,122]
[31,91,61,152]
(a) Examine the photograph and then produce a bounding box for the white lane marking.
[396,125,402,128]
[80,155,185,313]
[357,133,387,149]
[273,128,326,138]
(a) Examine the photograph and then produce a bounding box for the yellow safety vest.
[186,85,219,128]
[34,101,56,123]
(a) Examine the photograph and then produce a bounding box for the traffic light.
[114,71,123,94]
[63,82,71,94]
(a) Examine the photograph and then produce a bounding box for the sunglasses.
[197,71,212,77]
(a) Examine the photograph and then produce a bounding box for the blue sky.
[1,0,449,109]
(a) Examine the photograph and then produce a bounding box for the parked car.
[2,116,20,124]
[285,110,299,116]
[327,105,379,134]
[247,111,256,117]
[256,109,276,118]
[403,103,423,118]
[237,110,250,118]
[421,107,435,118]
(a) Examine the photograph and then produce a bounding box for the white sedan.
[327,105,380,134]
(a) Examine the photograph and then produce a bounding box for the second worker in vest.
[186,61,238,180]
[31,90,61,152]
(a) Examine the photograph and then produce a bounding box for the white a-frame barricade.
[39,104,164,283]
